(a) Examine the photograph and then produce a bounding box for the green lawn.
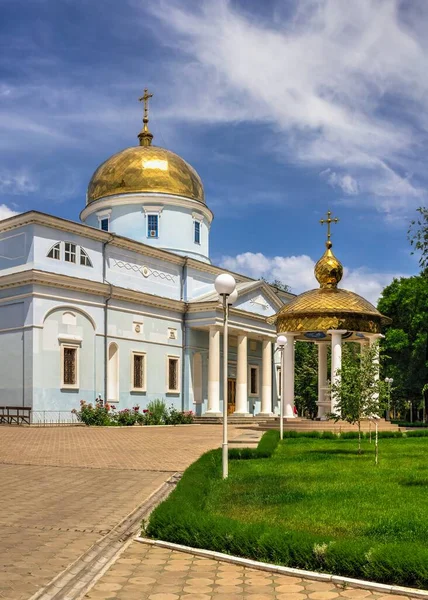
[208,437,428,542]
[147,433,428,588]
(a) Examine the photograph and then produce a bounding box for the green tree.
[294,342,318,417]
[377,274,428,414]
[330,342,386,453]
[263,278,292,293]
[408,207,428,272]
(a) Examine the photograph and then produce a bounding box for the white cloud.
[320,169,359,195]
[0,204,19,221]
[0,171,37,195]
[220,251,404,305]
[146,0,428,215]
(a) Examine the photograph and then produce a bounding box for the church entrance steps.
[193,415,277,425]
[258,418,400,433]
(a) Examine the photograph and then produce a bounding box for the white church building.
[0,93,292,421]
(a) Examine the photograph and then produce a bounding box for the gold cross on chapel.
[320,210,339,242]
[139,88,153,121]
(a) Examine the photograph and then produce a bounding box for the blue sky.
[1,0,427,303]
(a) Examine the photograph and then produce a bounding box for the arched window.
[108,343,119,402]
[47,242,61,260]
[80,248,93,267]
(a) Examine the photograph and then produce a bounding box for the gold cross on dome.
[139,88,153,121]
[320,210,339,241]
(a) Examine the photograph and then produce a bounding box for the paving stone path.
[88,542,410,600]
[0,425,246,600]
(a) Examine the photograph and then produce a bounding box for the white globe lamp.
[277,335,287,347]
[215,273,236,296]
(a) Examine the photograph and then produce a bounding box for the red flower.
[143,409,148,413]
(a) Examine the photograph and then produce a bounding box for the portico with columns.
[186,279,285,417]
[268,212,391,420]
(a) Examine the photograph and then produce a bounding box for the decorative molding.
[250,295,270,310]
[111,258,176,283]
[80,192,214,224]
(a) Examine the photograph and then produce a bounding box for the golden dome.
[269,287,391,334]
[268,211,391,336]
[87,88,204,204]
[87,145,204,205]
[314,241,343,288]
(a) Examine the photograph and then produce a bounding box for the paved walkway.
[88,541,409,600]
[0,425,245,600]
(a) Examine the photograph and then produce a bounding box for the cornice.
[0,269,185,313]
[80,192,214,224]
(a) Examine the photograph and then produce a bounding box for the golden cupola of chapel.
[268,211,391,336]
[86,88,205,204]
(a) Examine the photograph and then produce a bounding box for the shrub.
[407,429,428,437]
[392,421,428,428]
[144,399,168,425]
[113,406,139,426]
[72,400,112,426]
[165,405,194,425]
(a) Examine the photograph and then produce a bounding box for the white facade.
[0,212,292,420]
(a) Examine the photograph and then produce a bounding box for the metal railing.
[30,411,80,426]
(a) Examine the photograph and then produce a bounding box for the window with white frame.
[276,365,282,398]
[132,352,146,391]
[167,356,180,393]
[47,242,60,260]
[64,242,76,263]
[61,344,79,388]
[194,220,201,244]
[80,248,93,267]
[147,214,159,238]
[249,365,259,396]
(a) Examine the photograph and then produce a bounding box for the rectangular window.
[194,220,201,244]
[249,365,259,396]
[147,214,159,238]
[167,356,180,393]
[132,353,146,390]
[61,345,78,388]
[100,218,109,232]
[64,242,76,263]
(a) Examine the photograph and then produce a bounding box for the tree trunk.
[358,420,362,455]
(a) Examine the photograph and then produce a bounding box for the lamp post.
[384,377,393,421]
[277,335,287,441]
[214,273,237,480]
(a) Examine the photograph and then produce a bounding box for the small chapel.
[0,92,389,423]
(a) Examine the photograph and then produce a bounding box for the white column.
[260,339,272,416]
[317,342,328,418]
[235,333,249,414]
[283,333,296,418]
[327,329,347,414]
[206,327,221,415]
[366,333,384,402]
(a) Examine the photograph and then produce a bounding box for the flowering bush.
[72,399,194,426]
[72,400,112,426]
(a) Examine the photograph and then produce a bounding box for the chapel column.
[206,326,221,415]
[316,341,328,418]
[259,339,272,416]
[327,329,347,415]
[235,333,249,414]
[283,333,296,418]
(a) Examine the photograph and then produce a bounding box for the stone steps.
[260,419,400,433]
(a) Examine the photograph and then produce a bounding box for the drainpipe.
[181,257,189,411]
[103,234,115,403]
